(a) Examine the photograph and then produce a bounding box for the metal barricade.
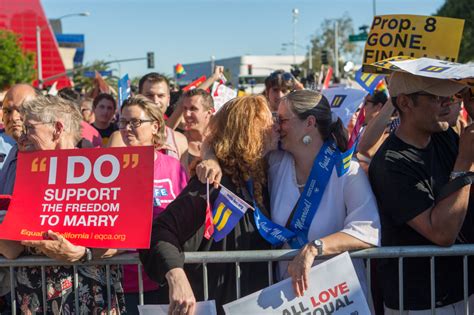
[0,244,473,315]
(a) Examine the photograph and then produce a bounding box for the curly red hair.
[206,95,272,206]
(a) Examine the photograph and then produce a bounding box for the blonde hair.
[206,95,270,206]
[120,95,165,149]
[22,95,83,144]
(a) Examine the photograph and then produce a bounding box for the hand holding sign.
[22,230,85,262]
[166,268,197,315]
[0,147,154,249]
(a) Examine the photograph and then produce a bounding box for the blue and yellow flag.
[355,69,384,95]
[212,186,249,242]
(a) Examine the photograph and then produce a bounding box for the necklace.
[292,159,306,188]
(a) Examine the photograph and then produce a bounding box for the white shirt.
[267,150,381,294]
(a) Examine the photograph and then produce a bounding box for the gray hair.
[283,90,348,152]
[22,95,83,144]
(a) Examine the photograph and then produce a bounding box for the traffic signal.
[247,64,253,75]
[321,50,328,65]
[147,52,154,69]
[290,66,301,79]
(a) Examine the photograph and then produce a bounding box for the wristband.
[435,173,474,203]
[79,247,93,263]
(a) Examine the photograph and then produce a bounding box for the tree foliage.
[0,29,36,90]
[302,14,360,76]
[436,0,474,62]
[73,60,118,94]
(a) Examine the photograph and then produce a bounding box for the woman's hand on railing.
[21,230,85,262]
[166,268,196,315]
[287,244,318,297]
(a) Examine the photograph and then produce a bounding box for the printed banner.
[322,87,367,127]
[223,252,370,314]
[0,147,154,249]
[363,14,464,73]
[138,300,217,315]
[211,82,237,112]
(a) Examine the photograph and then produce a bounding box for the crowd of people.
[0,62,473,315]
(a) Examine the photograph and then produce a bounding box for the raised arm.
[357,98,395,162]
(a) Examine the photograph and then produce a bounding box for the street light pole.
[210,55,216,74]
[36,12,90,89]
[373,0,376,16]
[334,20,339,79]
[292,8,299,65]
[36,26,43,90]
[308,45,313,71]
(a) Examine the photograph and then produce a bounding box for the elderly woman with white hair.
[0,95,125,314]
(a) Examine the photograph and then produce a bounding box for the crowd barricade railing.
[1,244,474,315]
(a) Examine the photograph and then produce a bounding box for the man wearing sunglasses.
[264,70,299,112]
[369,72,474,314]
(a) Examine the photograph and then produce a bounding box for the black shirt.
[92,123,118,146]
[369,129,474,310]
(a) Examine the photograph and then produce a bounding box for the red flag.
[203,180,214,239]
[322,66,333,90]
[348,106,366,148]
[182,76,207,92]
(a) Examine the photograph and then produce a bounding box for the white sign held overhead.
[211,82,237,112]
[389,57,474,81]
[322,87,368,127]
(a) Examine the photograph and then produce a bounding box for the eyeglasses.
[410,92,455,104]
[271,112,279,124]
[23,122,55,135]
[118,119,155,129]
[274,115,298,125]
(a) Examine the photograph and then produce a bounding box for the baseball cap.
[388,72,466,97]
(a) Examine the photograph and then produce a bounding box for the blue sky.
[42,0,445,79]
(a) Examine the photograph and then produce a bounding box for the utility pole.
[334,20,339,79]
[292,8,299,65]
[308,45,313,71]
[36,26,43,90]
[211,55,216,74]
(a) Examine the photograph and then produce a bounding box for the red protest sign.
[0,146,154,249]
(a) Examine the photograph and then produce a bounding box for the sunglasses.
[410,92,459,104]
[268,71,295,82]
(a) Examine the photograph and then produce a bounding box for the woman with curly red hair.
[139,95,278,315]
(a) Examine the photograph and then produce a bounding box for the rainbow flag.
[375,78,388,95]
[175,63,186,79]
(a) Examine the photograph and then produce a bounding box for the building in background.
[50,19,85,71]
[180,55,305,94]
[0,0,71,89]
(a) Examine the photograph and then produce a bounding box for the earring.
[302,135,312,145]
